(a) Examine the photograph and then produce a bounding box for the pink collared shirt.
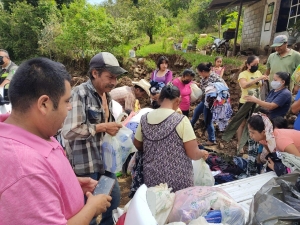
[0,114,84,224]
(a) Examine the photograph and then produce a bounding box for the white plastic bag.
[148,183,175,225]
[101,113,134,173]
[190,83,202,103]
[192,159,215,186]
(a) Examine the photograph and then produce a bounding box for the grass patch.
[179,52,244,69]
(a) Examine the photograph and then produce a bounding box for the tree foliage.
[0,0,241,62]
[0,0,58,59]
[132,0,170,43]
[162,0,191,17]
[1,0,74,10]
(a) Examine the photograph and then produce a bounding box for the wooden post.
[233,0,243,56]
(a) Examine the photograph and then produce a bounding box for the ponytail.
[159,84,180,101]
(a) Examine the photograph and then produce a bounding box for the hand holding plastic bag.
[102,113,134,173]
[192,159,215,186]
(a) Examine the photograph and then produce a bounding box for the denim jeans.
[203,105,216,142]
[190,100,215,142]
[78,171,120,225]
[190,101,204,127]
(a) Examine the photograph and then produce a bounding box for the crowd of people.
[1,33,300,224]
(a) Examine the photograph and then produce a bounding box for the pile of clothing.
[206,154,248,184]
[205,82,232,131]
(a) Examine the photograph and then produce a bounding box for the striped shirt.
[62,79,115,175]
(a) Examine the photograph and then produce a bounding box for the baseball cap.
[271,35,288,47]
[132,79,151,96]
[89,52,127,76]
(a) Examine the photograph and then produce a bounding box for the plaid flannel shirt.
[62,80,115,175]
[109,86,136,112]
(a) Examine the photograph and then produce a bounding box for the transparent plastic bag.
[168,186,245,225]
[192,159,215,186]
[101,113,134,173]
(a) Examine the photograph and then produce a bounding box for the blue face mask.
[271,80,282,90]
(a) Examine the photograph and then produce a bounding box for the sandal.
[203,141,217,146]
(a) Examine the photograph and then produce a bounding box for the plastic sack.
[112,100,123,121]
[168,186,245,225]
[192,159,215,186]
[101,113,134,173]
[190,83,202,103]
[246,173,300,225]
[189,216,223,225]
[124,184,157,225]
[148,183,175,225]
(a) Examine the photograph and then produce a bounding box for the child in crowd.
[212,56,225,78]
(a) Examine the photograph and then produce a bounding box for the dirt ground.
[68,53,295,207]
[117,175,132,207]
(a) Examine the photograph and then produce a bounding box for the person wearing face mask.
[244,72,292,119]
[172,69,195,116]
[133,84,209,192]
[0,49,18,87]
[266,35,300,92]
[234,55,268,153]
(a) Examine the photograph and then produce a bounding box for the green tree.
[1,0,74,10]
[222,11,243,37]
[0,0,59,60]
[162,0,191,17]
[133,0,169,43]
[54,0,118,60]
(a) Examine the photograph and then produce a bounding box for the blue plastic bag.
[204,210,222,223]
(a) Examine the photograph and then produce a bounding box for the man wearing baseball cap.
[62,52,127,225]
[266,34,300,92]
[110,79,150,114]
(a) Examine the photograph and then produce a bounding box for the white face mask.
[271,80,282,90]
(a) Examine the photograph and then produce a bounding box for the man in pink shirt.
[172,69,195,116]
[0,57,111,224]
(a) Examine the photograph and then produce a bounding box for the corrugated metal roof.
[215,172,277,221]
[208,0,260,10]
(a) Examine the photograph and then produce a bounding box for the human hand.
[267,157,275,171]
[200,150,209,160]
[261,75,269,81]
[78,177,97,194]
[105,122,122,136]
[86,192,112,216]
[244,95,258,103]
